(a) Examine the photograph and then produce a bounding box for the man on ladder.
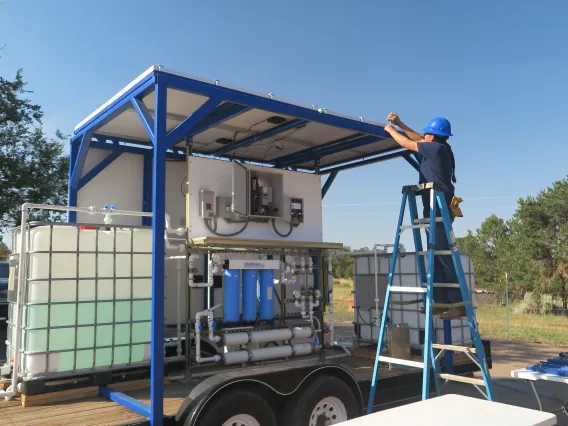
[365,114,494,413]
[385,113,464,320]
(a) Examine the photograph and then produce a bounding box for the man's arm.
[387,112,423,142]
[384,124,419,152]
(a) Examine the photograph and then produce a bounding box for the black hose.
[271,218,293,238]
[205,217,249,237]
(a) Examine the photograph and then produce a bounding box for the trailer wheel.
[194,389,276,426]
[283,375,358,426]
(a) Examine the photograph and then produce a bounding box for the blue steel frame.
[68,68,419,425]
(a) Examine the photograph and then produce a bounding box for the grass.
[328,279,355,324]
[328,279,568,345]
[476,302,568,346]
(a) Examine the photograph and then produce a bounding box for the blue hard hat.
[423,117,453,137]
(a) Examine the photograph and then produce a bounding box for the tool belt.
[450,195,463,218]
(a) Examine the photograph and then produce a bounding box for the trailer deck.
[0,351,482,425]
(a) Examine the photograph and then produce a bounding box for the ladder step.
[389,286,427,293]
[418,250,452,256]
[432,283,461,289]
[378,356,425,369]
[439,373,486,386]
[431,301,471,308]
[414,218,443,224]
[432,344,477,353]
[391,299,423,306]
[400,224,430,230]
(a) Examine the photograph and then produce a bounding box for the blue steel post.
[367,192,407,413]
[142,154,153,226]
[150,78,167,425]
[68,139,79,222]
[321,170,338,199]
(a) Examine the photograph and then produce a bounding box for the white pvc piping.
[221,327,313,346]
[176,259,182,357]
[222,343,316,365]
[373,245,380,329]
[188,260,216,288]
[0,203,163,400]
[195,303,222,363]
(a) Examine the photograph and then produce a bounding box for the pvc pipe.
[221,327,313,346]
[373,245,380,328]
[222,343,316,365]
[188,255,195,288]
[189,257,216,288]
[0,204,29,399]
[164,213,185,236]
[327,252,335,346]
[195,303,222,364]
[176,260,182,357]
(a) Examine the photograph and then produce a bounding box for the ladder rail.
[408,190,441,395]
[367,192,408,413]
[421,188,439,400]
[436,193,495,401]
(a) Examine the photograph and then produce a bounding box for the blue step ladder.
[367,183,494,413]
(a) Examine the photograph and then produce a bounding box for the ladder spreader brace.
[367,183,494,413]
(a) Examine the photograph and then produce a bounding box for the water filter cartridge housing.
[242,269,258,321]
[259,269,275,320]
[223,269,241,322]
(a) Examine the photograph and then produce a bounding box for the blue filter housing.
[223,269,241,322]
[259,269,275,320]
[242,269,259,321]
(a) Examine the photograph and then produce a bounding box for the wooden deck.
[0,352,469,425]
[0,381,189,426]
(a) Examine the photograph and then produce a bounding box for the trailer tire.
[282,375,358,426]
[193,389,277,426]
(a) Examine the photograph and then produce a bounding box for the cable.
[271,218,293,238]
[205,217,249,237]
[262,126,303,161]
[180,176,187,197]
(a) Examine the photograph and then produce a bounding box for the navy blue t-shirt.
[415,142,455,217]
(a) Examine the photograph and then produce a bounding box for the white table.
[342,394,556,426]
[511,368,568,412]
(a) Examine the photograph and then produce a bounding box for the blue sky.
[1,0,567,250]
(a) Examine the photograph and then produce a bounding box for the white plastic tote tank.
[352,251,475,350]
[8,223,153,378]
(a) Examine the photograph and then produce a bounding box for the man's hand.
[387,112,402,126]
[384,124,395,134]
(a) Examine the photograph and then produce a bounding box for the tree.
[511,178,568,313]
[332,246,371,279]
[0,69,69,239]
[0,241,10,260]
[457,215,512,296]
[461,176,568,314]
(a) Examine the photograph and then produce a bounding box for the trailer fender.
[176,363,363,425]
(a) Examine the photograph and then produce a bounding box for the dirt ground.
[333,325,568,424]
[488,339,567,377]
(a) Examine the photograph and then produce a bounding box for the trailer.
[0,66,489,425]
